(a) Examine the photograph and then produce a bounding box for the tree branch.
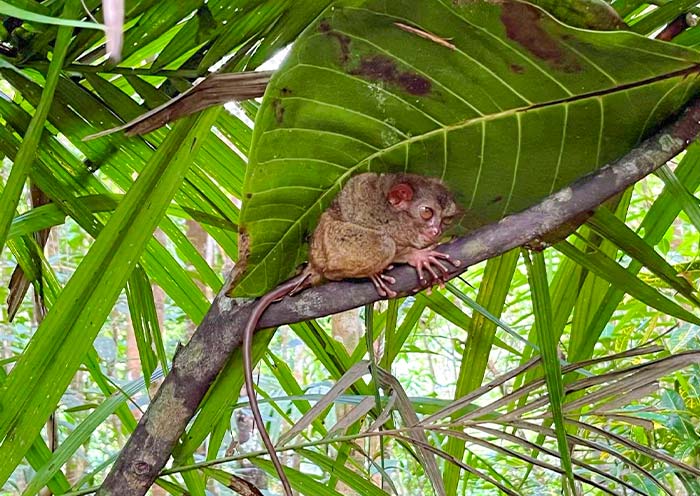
[96,98,700,496]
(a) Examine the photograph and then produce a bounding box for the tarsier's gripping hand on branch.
[237,172,462,496]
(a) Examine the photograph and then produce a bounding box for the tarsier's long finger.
[381,275,397,295]
[427,257,450,276]
[382,282,398,298]
[423,262,441,282]
[415,265,426,284]
[370,276,387,297]
[433,252,461,267]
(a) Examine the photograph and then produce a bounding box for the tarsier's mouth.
[418,233,439,247]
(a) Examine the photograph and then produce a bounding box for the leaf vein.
[273,96,408,138]
[502,112,522,215]
[263,127,380,151]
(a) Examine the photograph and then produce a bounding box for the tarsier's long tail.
[242,272,311,496]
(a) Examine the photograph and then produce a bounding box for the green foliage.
[0,1,102,29]
[2,0,700,495]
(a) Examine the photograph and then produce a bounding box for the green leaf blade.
[524,250,576,493]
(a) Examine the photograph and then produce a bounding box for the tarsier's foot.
[370,272,397,298]
[406,249,460,287]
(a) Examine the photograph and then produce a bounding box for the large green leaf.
[233,0,700,296]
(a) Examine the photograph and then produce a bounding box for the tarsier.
[241,172,461,496]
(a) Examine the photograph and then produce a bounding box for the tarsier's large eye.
[442,216,453,226]
[419,206,434,220]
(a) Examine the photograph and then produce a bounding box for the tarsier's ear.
[387,182,414,207]
[443,199,462,219]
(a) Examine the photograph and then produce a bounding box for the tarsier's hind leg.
[313,220,396,280]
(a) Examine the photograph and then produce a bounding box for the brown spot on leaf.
[224,229,250,296]
[238,229,249,257]
[510,63,524,74]
[319,19,430,94]
[350,55,431,95]
[246,193,252,199]
[319,19,351,63]
[333,32,352,63]
[272,99,285,124]
[501,2,580,73]
[490,195,503,204]
[280,87,292,95]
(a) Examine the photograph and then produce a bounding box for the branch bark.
[96,98,700,496]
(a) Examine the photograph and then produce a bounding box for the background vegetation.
[3,0,700,495]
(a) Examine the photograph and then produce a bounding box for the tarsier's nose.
[427,226,440,238]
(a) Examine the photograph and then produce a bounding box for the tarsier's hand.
[370,249,462,298]
[405,248,460,289]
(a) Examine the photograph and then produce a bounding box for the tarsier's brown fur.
[241,172,461,496]
[308,172,461,293]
